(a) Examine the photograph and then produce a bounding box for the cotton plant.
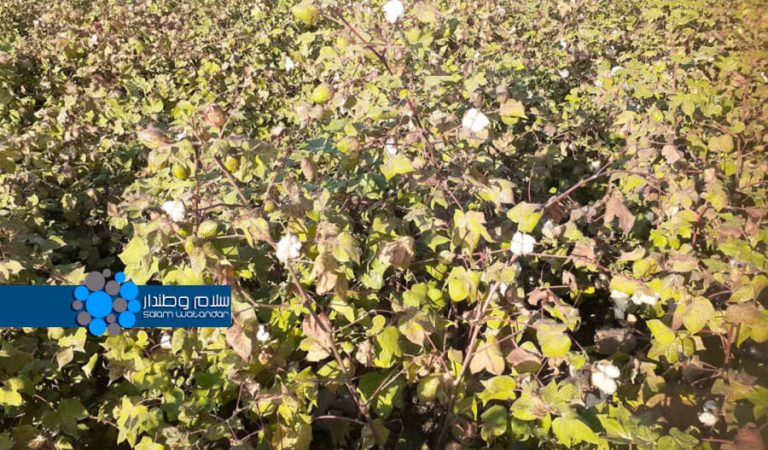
[275,234,302,264]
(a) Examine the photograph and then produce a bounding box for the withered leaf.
[604,191,635,234]
[226,323,253,362]
[302,312,334,349]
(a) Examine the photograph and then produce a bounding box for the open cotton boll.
[382,0,405,23]
[610,289,630,319]
[591,362,620,395]
[275,234,301,263]
[160,333,172,349]
[461,108,490,133]
[559,68,570,79]
[598,363,621,379]
[510,232,536,256]
[703,400,718,412]
[285,56,296,72]
[698,411,717,427]
[591,371,618,395]
[256,324,271,342]
[385,137,398,156]
[161,200,186,222]
[631,291,659,306]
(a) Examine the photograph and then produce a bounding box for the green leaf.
[708,134,734,153]
[647,320,675,345]
[536,320,571,358]
[380,154,414,180]
[552,416,600,446]
[481,405,508,441]
[478,376,517,404]
[500,99,527,124]
[377,326,402,357]
[0,388,22,407]
[507,202,542,233]
[452,210,494,253]
[681,297,714,334]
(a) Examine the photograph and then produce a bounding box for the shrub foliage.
[1,0,767,448]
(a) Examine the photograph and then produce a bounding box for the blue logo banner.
[0,272,231,336]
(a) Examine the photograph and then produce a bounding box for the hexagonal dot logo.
[71,270,141,336]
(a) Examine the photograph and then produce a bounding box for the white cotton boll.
[598,363,621,379]
[498,283,509,296]
[698,411,718,427]
[559,68,570,79]
[595,79,603,88]
[461,108,490,133]
[90,34,99,45]
[611,290,630,320]
[160,333,172,349]
[285,56,296,72]
[385,138,398,156]
[510,232,536,256]
[591,371,618,395]
[631,291,659,306]
[560,39,568,50]
[611,290,630,301]
[382,0,405,24]
[275,234,301,263]
[161,200,186,222]
[611,65,623,75]
[256,324,271,342]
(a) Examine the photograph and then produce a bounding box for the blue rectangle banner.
[0,283,231,336]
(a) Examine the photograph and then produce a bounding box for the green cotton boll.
[197,220,220,238]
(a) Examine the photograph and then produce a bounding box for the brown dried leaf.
[723,423,765,450]
[469,338,505,375]
[377,236,415,269]
[226,323,252,362]
[661,143,682,164]
[302,312,334,349]
[594,328,637,355]
[527,288,555,306]
[604,191,635,234]
[505,348,542,373]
